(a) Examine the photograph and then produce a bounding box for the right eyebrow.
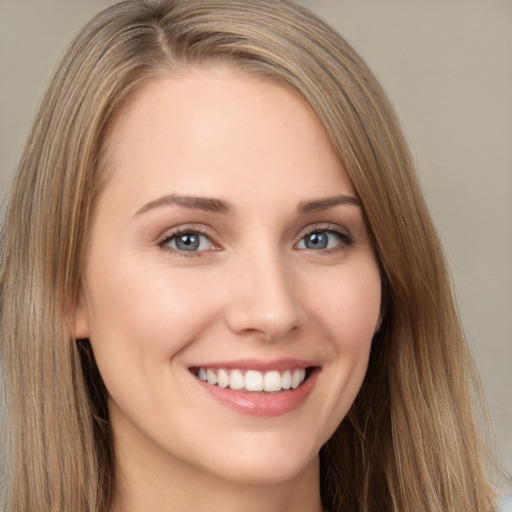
[134,193,232,217]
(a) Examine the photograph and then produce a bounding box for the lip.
[188,357,314,372]
[188,359,320,417]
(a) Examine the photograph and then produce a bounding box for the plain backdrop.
[1,0,511,480]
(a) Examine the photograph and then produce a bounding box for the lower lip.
[193,369,319,417]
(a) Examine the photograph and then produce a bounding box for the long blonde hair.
[0,1,497,510]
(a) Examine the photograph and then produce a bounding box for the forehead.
[97,65,355,210]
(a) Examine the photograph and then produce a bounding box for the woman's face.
[74,67,381,487]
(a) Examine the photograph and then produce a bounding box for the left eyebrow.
[297,194,361,214]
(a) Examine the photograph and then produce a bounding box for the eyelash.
[157,223,353,257]
[157,227,218,258]
[295,224,353,253]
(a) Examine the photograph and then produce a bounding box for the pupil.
[176,233,199,251]
[306,232,327,249]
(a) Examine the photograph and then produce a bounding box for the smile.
[193,367,307,392]
[189,362,319,416]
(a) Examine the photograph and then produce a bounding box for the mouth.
[188,361,320,416]
[189,367,314,392]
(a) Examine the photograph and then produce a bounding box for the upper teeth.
[196,368,306,392]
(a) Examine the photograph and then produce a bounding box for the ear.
[72,296,90,340]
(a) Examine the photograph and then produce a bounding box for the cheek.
[84,257,222,366]
[306,262,382,346]
[82,260,226,429]
[295,261,381,440]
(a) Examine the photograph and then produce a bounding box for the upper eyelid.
[156,227,221,254]
[294,224,354,251]
[156,224,216,243]
[296,222,351,239]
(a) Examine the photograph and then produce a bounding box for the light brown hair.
[0,1,498,510]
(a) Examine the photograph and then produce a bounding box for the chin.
[191,434,322,487]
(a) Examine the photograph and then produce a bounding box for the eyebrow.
[134,194,231,216]
[134,192,360,217]
[297,194,361,214]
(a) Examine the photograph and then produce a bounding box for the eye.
[296,228,351,251]
[159,230,214,252]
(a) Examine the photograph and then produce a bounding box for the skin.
[74,66,382,512]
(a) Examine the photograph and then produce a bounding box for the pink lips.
[189,358,319,417]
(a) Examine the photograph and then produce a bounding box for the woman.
[0,0,501,511]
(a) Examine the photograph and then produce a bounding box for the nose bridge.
[225,239,300,340]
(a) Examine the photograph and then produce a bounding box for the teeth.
[206,369,218,385]
[282,370,292,389]
[194,367,307,392]
[245,370,264,391]
[291,369,303,389]
[217,369,229,389]
[263,370,281,392]
[229,369,245,390]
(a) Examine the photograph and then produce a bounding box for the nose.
[224,247,301,341]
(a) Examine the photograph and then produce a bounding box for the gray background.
[1,0,511,481]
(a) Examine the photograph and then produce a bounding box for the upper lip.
[188,358,318,372]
